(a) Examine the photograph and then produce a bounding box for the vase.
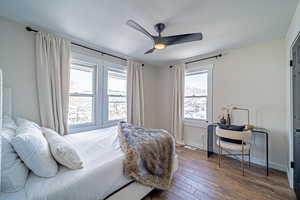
[227,114,231,125]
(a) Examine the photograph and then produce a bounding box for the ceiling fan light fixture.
[127,20,203,54]
[154,43,166,49]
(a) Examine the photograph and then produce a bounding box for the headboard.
[3,87,12,116]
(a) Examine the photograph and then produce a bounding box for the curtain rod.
[26,26,144,66]
[169,54,222,68]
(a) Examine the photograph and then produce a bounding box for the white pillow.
[3,115,17,130]
[1,128,29,193]
[42,128,83,170]
[15,118,40,129]
[11,118,58,177]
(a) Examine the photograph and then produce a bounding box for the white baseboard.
[183,145,287,172]
[249,156,286,172]
[287,168,294,188]
[221,151,286,172]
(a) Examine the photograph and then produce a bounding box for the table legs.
[266,133,269,176]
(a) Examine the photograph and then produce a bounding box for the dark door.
[292,36,300,199]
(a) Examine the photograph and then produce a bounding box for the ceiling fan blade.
[126,20,154,41]
[161,33,203,46]
[144,48,155,54]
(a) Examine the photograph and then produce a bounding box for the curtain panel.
[170,64,185,144]
[127,61,144,126]
[35,32,71,135]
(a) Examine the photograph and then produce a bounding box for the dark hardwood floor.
[144,147,296,200]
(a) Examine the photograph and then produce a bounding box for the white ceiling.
[0,0,298,65]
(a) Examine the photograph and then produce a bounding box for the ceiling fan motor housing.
[154,23,165,34]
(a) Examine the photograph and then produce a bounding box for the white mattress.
[1,126,132,200]
[1,126,178,200]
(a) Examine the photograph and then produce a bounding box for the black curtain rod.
[26,26,144,66]
[169,54,222,68]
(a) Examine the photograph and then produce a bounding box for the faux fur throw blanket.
[118,122,175,190]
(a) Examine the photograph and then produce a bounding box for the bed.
[0,126,178,200]
[0,72,178,200]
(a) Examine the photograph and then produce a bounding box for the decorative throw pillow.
[42,128,83,170]
[15,118,40,130]
[1,128,29,193]
[11,118,58,177]
[3,115,17,130]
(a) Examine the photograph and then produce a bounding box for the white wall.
[143,64,161,129]
[285,0,300,188]
[214,39,287,171]
[0,17,40,123]
[155,67,172,131]
[155,39,288,171]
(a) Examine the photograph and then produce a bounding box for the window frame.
[68,52,127,133]
[102,61,127,127]
[183,64,213,127]
[184,70,208,121]
[68,59,98,133]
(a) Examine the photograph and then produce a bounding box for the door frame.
[290,30,300,195]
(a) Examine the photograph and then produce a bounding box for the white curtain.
[170,64,185,145]
[127,60,144,126]
[35,32,71,135]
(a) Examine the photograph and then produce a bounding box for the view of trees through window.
[68,64,95,125]
[184,71,208,120]
[108,70,127,121]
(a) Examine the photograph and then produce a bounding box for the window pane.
[107,69,127,121]
[185,72,208,96]
[70,65,94,94]
[109,96,127,120]
[184,97,207,120]
[108,70,126,96]
[68,96,94,125]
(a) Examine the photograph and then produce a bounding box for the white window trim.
[102,61,127,128]
[183,64,213,127]
[69,59,98,133]
[69,52,127,133]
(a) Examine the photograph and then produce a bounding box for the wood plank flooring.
[144,147,296,200]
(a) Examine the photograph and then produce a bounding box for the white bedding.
[1,126,132,200]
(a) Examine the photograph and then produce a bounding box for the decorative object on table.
[217,112,226,124]
[219,116,226,124]
[245,124,254,130]
[221,105,234,125]
[226,113,231,125]
[219,105,253,129]
[232,106,253,130]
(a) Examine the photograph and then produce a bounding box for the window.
[107,69,127,121]
[68,62,96,127]
[184,71,208,120]
[184,64,213,123]
[68,53,127,133]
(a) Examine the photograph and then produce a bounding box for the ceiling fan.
[126,20,203,54]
